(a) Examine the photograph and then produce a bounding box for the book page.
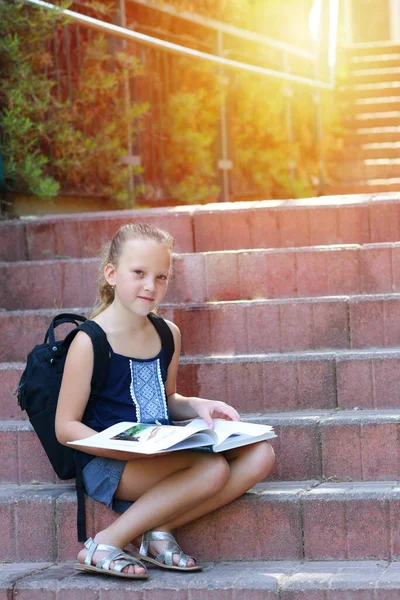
[184,418,274,445]
[68,420,217,453]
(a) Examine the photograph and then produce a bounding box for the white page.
[184,418,274,445]
[68,420,218,453]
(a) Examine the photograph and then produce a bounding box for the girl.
[55,223,275,579]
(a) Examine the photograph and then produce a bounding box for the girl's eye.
[134,270,144,276]
[157,274,168,281]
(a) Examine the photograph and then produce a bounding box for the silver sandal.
[131,530,202,572]
[74,537,148,579]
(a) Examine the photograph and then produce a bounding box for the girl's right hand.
[190,397,240,430]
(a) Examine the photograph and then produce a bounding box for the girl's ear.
[104,263,116,287]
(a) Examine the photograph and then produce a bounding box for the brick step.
[2,480,400,562]
[4,242,400,309]
[349,66,400,85]
[3,194,400,258]
[343,142,400,160]
[351,52,400,70]
[346,112,400,129]
[0,208,195,262]
[352,95,400,114]
[4,293,400,360]
[344,127,400,145]
[330,159,400,182]
[340,81,400,99]
[2,559,400,599]
[2,410,400,485]
[349,42,400,56]
[4,347,400,418]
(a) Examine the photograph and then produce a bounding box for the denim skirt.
[82,456,133,514]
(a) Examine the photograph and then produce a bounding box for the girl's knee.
[201,453,230,494]
[246,441,275,482]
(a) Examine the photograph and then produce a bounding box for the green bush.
[0,0,342,207]
[0,2,62,199]
[0,0,147,207]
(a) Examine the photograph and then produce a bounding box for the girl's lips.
[138,296,154,301]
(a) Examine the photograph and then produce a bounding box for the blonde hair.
[90,222,174,318]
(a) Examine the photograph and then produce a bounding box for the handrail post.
[312,0,325,193]
[216,29,230,202]
[313,80,324,193]
[328,0,339,88]
[283,50,295,182]
[118,0,135,202]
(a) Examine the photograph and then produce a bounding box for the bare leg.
[159,441,275,531]
[78,450,230,574]
[132,441,275,566]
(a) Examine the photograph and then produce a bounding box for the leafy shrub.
[0,0,147,207]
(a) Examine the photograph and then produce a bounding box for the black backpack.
[16,311,175,541]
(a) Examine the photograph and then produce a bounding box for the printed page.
[68,420,217,454]
[184,418,274,445]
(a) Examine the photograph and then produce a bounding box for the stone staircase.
[326,42,400,195]
[2,194,400,597]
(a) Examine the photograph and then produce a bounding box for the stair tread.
[2,559,400,595]
[352,53,400,63]
[0,240,393,264]
[4,407,400,427]
[352,67,400,78]
[7,341,400,367]
[3,478,400,495]
[6,290,400,309]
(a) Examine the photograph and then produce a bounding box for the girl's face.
[105,238,171,316]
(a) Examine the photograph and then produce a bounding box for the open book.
[68,418,276,455]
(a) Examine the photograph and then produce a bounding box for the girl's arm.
[165,321,240,429]
[55,331,146,460]
[55,331,98,444]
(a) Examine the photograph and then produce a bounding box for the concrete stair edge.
[2,559,400,597]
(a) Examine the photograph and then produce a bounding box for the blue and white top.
[81,342,171,466]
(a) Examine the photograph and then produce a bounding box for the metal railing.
[24,0,339,203]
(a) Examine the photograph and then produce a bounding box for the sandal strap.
[83,537,146,572]
[157,541,192,567]
[139,530,172,555]
[140,530,195,568]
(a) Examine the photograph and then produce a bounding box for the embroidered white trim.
[156,358,169,419]
[129,359,141,422]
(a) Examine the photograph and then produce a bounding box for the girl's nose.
[143,277,156,292]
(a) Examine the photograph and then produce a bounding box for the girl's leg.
[159,441,275,532]
[134,441,275,566]
[78,450,230,574]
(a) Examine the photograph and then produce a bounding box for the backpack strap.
[78,320,110,395]
[148,312,175,368]
[75,451,86,542]
[61,318,110,542]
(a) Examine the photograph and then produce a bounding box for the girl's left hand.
[191,398,240,429]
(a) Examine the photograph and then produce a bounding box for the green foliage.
[47,35,148,205]
[0,0,342,207]
[0,0,146,206]
[229,75,313,199]
[152,1,341,202]
[161,59,220,203]
[0,1,63,200]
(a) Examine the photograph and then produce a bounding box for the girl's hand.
[191,398,240,430]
